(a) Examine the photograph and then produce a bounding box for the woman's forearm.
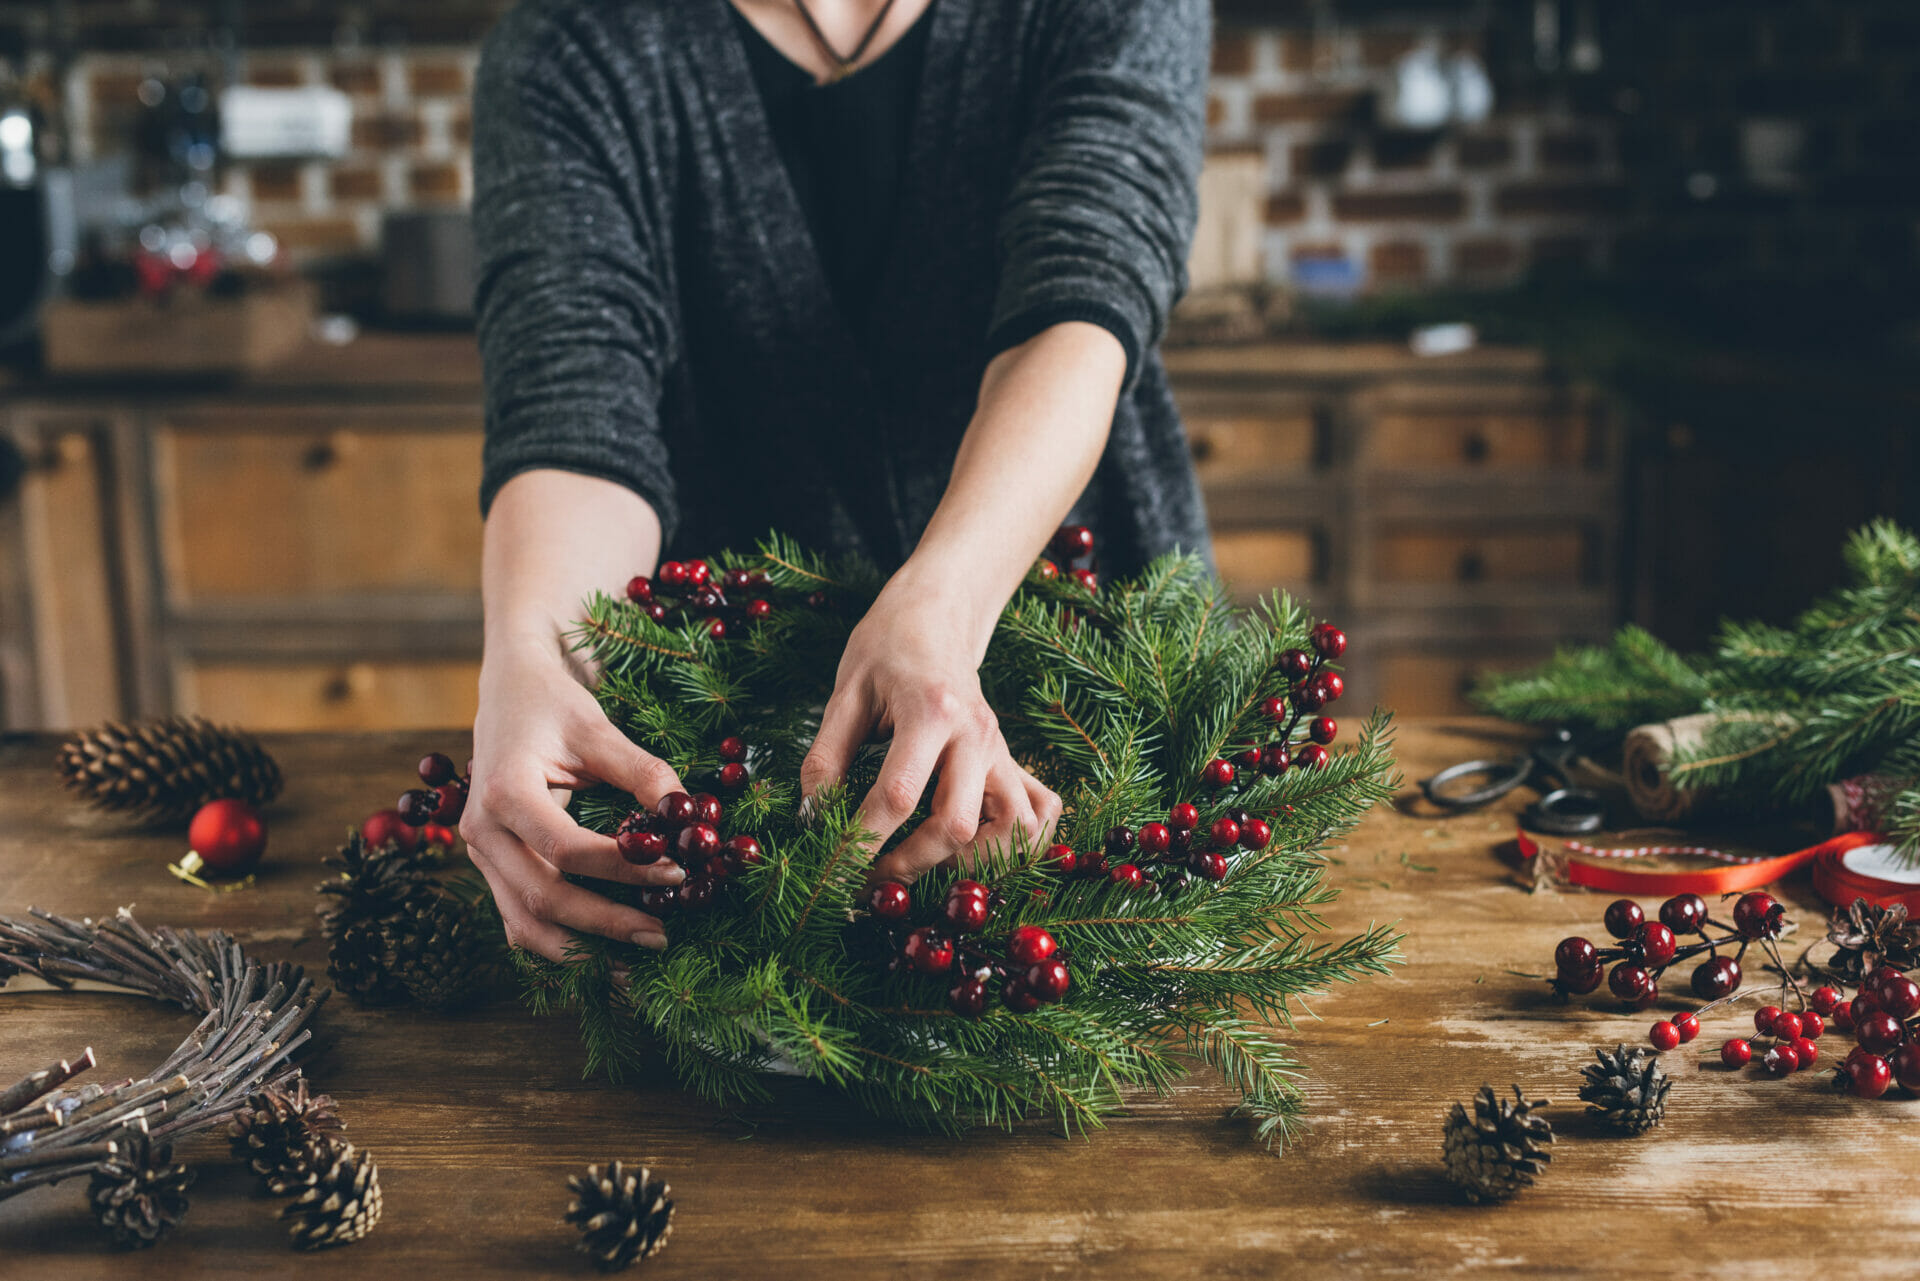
[892,320,1127,654]
[483,470,664,663]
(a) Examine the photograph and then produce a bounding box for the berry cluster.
[362,751,468,853]
[1824,966,1920,1097]
[1043,801,1275,898]
[1551,890,1785,1010]
[1040,523,1101,594]
[625,561,811,642]
[1715,995,1832,1078]
[1228,622,1347,782]
[613,787,766,916]
[865,879,1070,1017]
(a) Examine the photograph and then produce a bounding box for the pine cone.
[318,832,441,1003]
[382,896,498,1010]
[1441,1084,1553,1203]
[1577,1044,1672,1135]
[58,716,282,822]
[1826,897,1920,983]
[229,1078,345,1184]
[279,1138,383,1250]
[89,1131,194,1249]
[565,1161,675,1271]
[327,919,408,1005]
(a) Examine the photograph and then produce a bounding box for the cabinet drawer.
[153,414,483,607]
[1214,528,1319,596]
[1363,405,1601,472]
[1376,649,1550,717]
[1374,527,1591,585]
[175,658,480,730]
[1185,410,1317,485]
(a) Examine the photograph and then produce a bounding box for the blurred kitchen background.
[0,0,1916,731]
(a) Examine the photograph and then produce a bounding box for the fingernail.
[632,932,667,950]
[663,865,686,883]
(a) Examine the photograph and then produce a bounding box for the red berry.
[1078,849,1108,876]
[704,853,734,881]
[747,598,773,619]
[723,568,753,592]
[1049,524,1095,563]
[1236,747,1262,772]
[1261,695,1288,722]
[1800,1011,1825,1039]
[718,762,748,790]
[718,736,747,763]
[1071,567,1099,593]
[1891,1043,1920,1092]
[1673,1011,1701,1044]
[1007,925,1057,966]
[1659,893,1708,934]
[1292,683,1326,713]
[1650,1020,1681,1051]
[1721,1038,1753,1068]
[1850,994,1878,1029]
[1790,1035,1819,1067]
[1310,623,1347,659]
[1847,1052,1894,1097]
[1635,921,1677,967]
[688,560,714,586]
[1295,744,1329,770]
[1882,976,1920,1019]
[903,927,955,975]
[418,752,457,786]
[1043,844,1078,875]
[645,601,668,622]
[1555,937,1598,975]
[1732,891,1783,939]
[1103,825,1136,858]
[656,791,696,825]
[948,977,989,1018]
[1202,758,1236,789]
[637,884,678,915]
[704,616,727,640]
[1026,959,1071,1002]
[1754,1005,1782,1036]
[1190,850,1228,881]
[1209,816,1241,849]
[1603,899,1645,940]
[422,823,457,850]
[1309,716,1338,745]
[806,590,827,608]
[1137,822,1172,855]
[869,882,911,919]
[944,893,991,934]
[396,788,439,827]
[1558,965,1603,995]
[1108,863,1144,890]
[1002,977,1042,1014]
[1771,1011,1804,1042]
[690,792,722,825]
[1834,1002,1857,1033]
[1609,964,1655,1006]
[725,834,763,866]
[1865,965,1905,1002]
[1313,672,1344,704]
[1239,818,1272,851]
[656,561,687,587]
[676,823,720,861]
[1810,986,1843,1016]
[1035,559,1058,581]
[1167,802,1200,832]
[1764,1044,1800,1075]
[617,828,669,866]
[678,876,716,910]
[1279,649,1313,681]
[1259,744,1291,776]
[430,783,466,825]
[625,575,654,604]
[948,879,990,902]
[1857,1011,1905,1054]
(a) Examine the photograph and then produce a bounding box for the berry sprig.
[1044,523,1100,594]
[1551,890,1788,1011]
[624,561,797,641]
[864,879,1069,1017]
[613,787,766,915]
[363,751,469,854]
[1228,622,1348,783]
[1041,801,1274,898]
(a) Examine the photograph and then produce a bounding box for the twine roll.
[1621,713,1720,823]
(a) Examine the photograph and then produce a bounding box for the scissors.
[1418,727,1607,834]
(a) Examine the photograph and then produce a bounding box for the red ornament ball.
[1167,802,1199,832]
[422,823,457,850]
[190,799,267,875]
[1007,925,1057,966]
[1720,1038,1752,1068]
[869,882,912,920]
[1201,758,1236,789]
[360,808,419,855]
[1310,623,1347,659]
[1649,1020,1681,1052]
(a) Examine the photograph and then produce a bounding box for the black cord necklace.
[791,0,902,82]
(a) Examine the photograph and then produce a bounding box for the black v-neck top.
[474,0,1213,575]
[730,4,933,329]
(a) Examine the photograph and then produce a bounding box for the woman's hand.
[801,568,1062,883]
[462,636,689,962]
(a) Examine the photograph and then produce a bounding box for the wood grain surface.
[3,721,1914,1279]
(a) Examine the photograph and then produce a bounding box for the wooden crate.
[42,281,314,377]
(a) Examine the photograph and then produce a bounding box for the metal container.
[380,208,474,325]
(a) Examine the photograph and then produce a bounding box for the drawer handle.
[1461,432,1490,464]
[321,663,377,703]
[1457,549,1485,582]
[301,431,360,472]
[1188,432,1215,463]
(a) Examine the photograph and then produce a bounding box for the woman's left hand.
[801,567,1061,883]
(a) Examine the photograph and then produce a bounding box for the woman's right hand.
[461,635,688,963]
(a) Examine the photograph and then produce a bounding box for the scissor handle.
[1523,787,1607,835]
[1419,757,1532,810]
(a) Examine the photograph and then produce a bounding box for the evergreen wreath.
[1474,520,1920,856]
[506,533,1402,1145]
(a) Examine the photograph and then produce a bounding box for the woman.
[466,0,1211,962]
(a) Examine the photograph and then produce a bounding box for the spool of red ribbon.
[1516,828,1920,908]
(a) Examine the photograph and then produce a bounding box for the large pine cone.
[1827,897,1920,983]
[58,716,282,822]
[1577,1044,1672,1135]
[229,1078,345,1184]
[565,1161,675,1270]
[89,1131,194,1249]
[1442,1084,1553,1203]
[280,1138,383,1250]
[318,831,441,1004]
[383,896,497,1010]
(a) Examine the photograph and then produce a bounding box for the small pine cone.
[1826,897,1920,984]
[89,1131,194,1249]
[1578,1043,1672,1135]
[326,917,409,1005]
[316,831,441,937]
[383,896,497,1010]
[1441,1084,1553,1204]
[57,715,282,822]
[279,1139,383,1250]
[565,1161,675,1271]
[229,1078,345,1184]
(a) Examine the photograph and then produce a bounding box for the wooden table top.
[2,721,1911,1278]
